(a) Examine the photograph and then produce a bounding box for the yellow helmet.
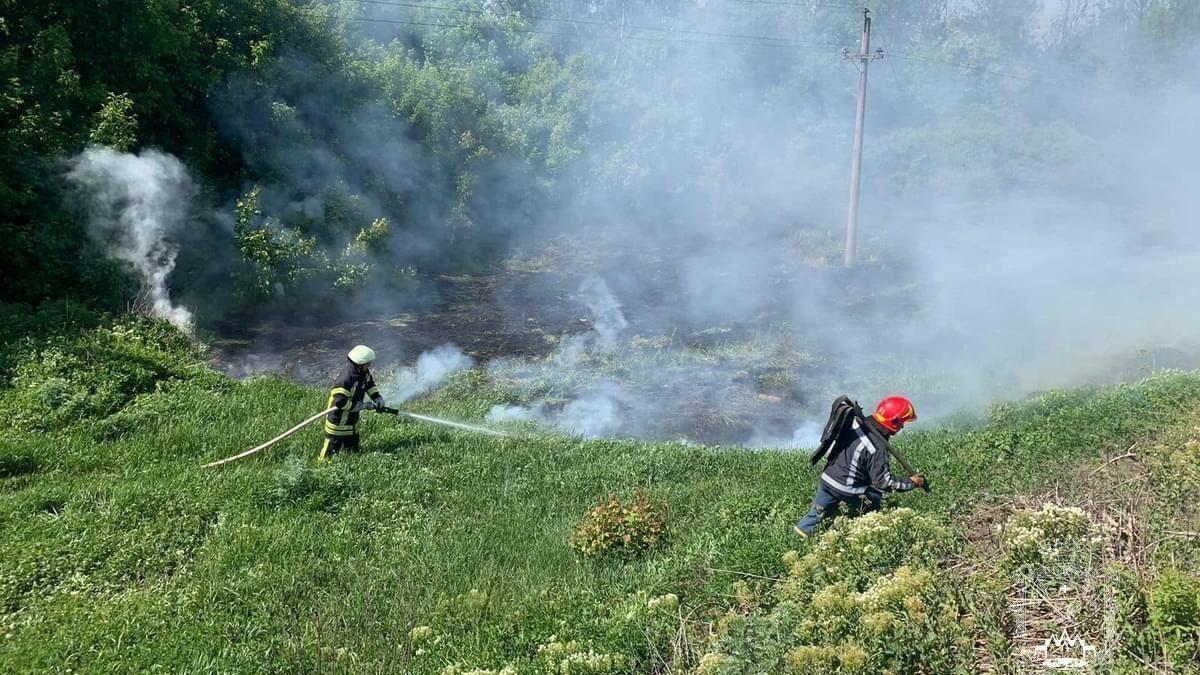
[347,345,376,365]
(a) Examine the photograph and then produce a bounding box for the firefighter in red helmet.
[793,395,925,537]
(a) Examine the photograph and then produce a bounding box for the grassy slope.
[2,353,1199,672]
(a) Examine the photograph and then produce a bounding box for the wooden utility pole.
[843,8,883,268]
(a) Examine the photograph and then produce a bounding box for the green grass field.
[2,318,1198,673]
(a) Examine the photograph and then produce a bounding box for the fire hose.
[202,404,509,468]
[202,406,337,469]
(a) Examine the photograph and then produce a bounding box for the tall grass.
[2,318,1198,672]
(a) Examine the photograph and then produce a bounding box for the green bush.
[2,315,209,432]
[1149,570,1200,632]
[569,491,668,558]
[1148,570,1200,669]
[0,301,104,377]
[998,503,1107,567]
[694,509,973,674]
[781,507,956,600]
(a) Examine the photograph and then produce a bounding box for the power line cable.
[887,51,1054,83]
[868,24,917,107]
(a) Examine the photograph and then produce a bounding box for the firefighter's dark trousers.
[793,481,882,537]
[319,433,360,461]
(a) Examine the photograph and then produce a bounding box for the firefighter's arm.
[328,386,353,412]
[869,445,915,492]
[328,372,356,412]
[364,373,385,409]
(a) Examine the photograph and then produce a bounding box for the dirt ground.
[204,270,585,385]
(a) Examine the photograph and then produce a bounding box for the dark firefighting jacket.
[818,414,915,495]
[324,362,383,437]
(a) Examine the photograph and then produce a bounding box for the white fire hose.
[201,403,509,468]
[202,406,337,469]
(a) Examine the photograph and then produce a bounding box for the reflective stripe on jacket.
[819,416,914,495]
[324,362,382,436]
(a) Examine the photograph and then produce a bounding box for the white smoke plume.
[380,343,473,404]
[787,420,825,450]
[487,277,639,438]
[556,386,626,438]
[66,146,195,331]
[485,404,546,425]
[558,275,629,364]
[486,382,628,439]
[201,4,1200,446]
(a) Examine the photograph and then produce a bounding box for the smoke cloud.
[66,146,196,331]
[379,343,473,405]
[486,277,639,439]
[204,3,1200,446]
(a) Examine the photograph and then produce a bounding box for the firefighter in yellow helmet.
[319,345,386,460]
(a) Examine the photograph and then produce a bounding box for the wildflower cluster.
[784,644,869,675]
[646,592,679,614]
[998,503,1108,566]
[781,507,954,601]
[537,639,626,675]
[691,509,973,673]
[441,667,517,675]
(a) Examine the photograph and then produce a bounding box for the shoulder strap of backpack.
[808,396,863,466]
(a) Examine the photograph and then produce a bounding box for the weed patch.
[693,509,974,674]
[3,316,217,432]
[569,491,668,558]
[0,450,39,480]
[266,457,353,513]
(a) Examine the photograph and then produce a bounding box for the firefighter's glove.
[910,474,927,489]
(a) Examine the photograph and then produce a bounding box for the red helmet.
[873,396,917,433]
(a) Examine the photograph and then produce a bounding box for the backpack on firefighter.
[808,395,865,466]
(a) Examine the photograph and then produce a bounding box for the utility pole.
[843,8,883,268]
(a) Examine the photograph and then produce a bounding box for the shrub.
[569,491,667,558]
[781,507,956,601]
[1148,570,1200,669]
[1149,440,1200,507]
[1148,570,1200,633]
[3,315,210,432]
[997,503,1108,567]
[0,301,104,376]
[694,510,973,674]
